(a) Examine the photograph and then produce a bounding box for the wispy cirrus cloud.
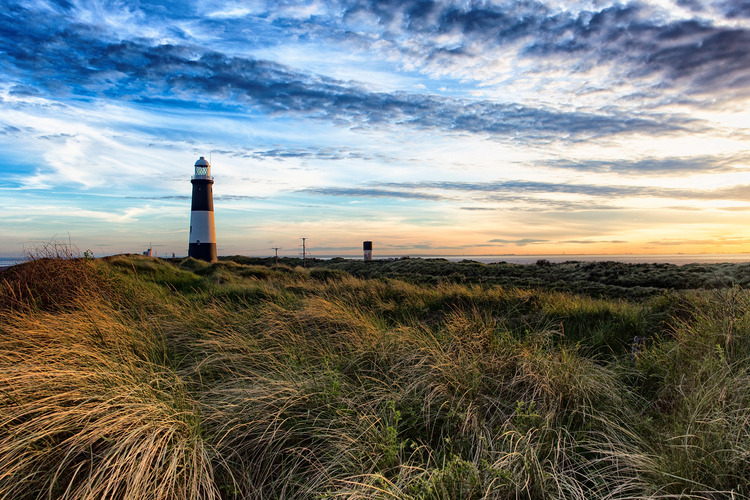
[540,154,750,175]
[489,238,548,246]
[297,186,447,201]
[561,239,629,245]
[299,177,750,213]
[129,194,261,201]
[370,180,750,202]
[648,236,750,246]
[216,146,397,163]
[461,198,621,212]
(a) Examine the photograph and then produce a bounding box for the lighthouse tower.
[188,156,217,262]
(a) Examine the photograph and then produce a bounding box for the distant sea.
[0,258,25,268]
[318,254,750,265]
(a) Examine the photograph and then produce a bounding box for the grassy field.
[224,255,750,300]
[1,254,749,499]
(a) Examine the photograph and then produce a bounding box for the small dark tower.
[363,241,373,261]
[188,156,217,262]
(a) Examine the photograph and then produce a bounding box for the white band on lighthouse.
[189,211,215,244]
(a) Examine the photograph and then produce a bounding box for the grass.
[1,253,749,498]
[224,255,750,300]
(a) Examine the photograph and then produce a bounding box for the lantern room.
[193,156,211,179]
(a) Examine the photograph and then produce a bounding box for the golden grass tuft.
[0,283,219,499]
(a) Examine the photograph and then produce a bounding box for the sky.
[1,0,749,258]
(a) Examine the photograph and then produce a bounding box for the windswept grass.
[1,254,749,498]
[0,261,218,499]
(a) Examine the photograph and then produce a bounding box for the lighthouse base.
[188,243,217,262]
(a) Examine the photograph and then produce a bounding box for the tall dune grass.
[0,260,219,499]
[1,254,749,498]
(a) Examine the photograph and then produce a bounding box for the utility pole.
[272,247,280,265]
[300,237,307,268]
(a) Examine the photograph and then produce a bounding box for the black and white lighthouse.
[188,156,217,262]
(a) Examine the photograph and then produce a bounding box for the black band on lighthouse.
[191,179,214,211]
[189,243,217,261]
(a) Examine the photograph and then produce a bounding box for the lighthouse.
[188,156,217,262]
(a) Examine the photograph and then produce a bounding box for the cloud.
[0,1,696,143]
[0,126,22,136]
[294,177,750,208]
[560,240,629,244]
[541,154,750,175]
[489,238,549,246]
[676,0,706,12]
[634,28,750,95]
[460,197,620,211]
[647,236,750,246]
[130,194,261,201]
[372,180,750,202]
[0,203,151,224]
[8,84,43,97]
[37,133,76,141]
[338,1,750,100]
[10,1,750,118]
[215,194,263,201]
[719,1,750,19]
[298,187,446,200]
[226,146,395,163]
[481,196,621,212]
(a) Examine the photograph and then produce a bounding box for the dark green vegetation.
[1,254,749,499]
[224,255,750,299]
